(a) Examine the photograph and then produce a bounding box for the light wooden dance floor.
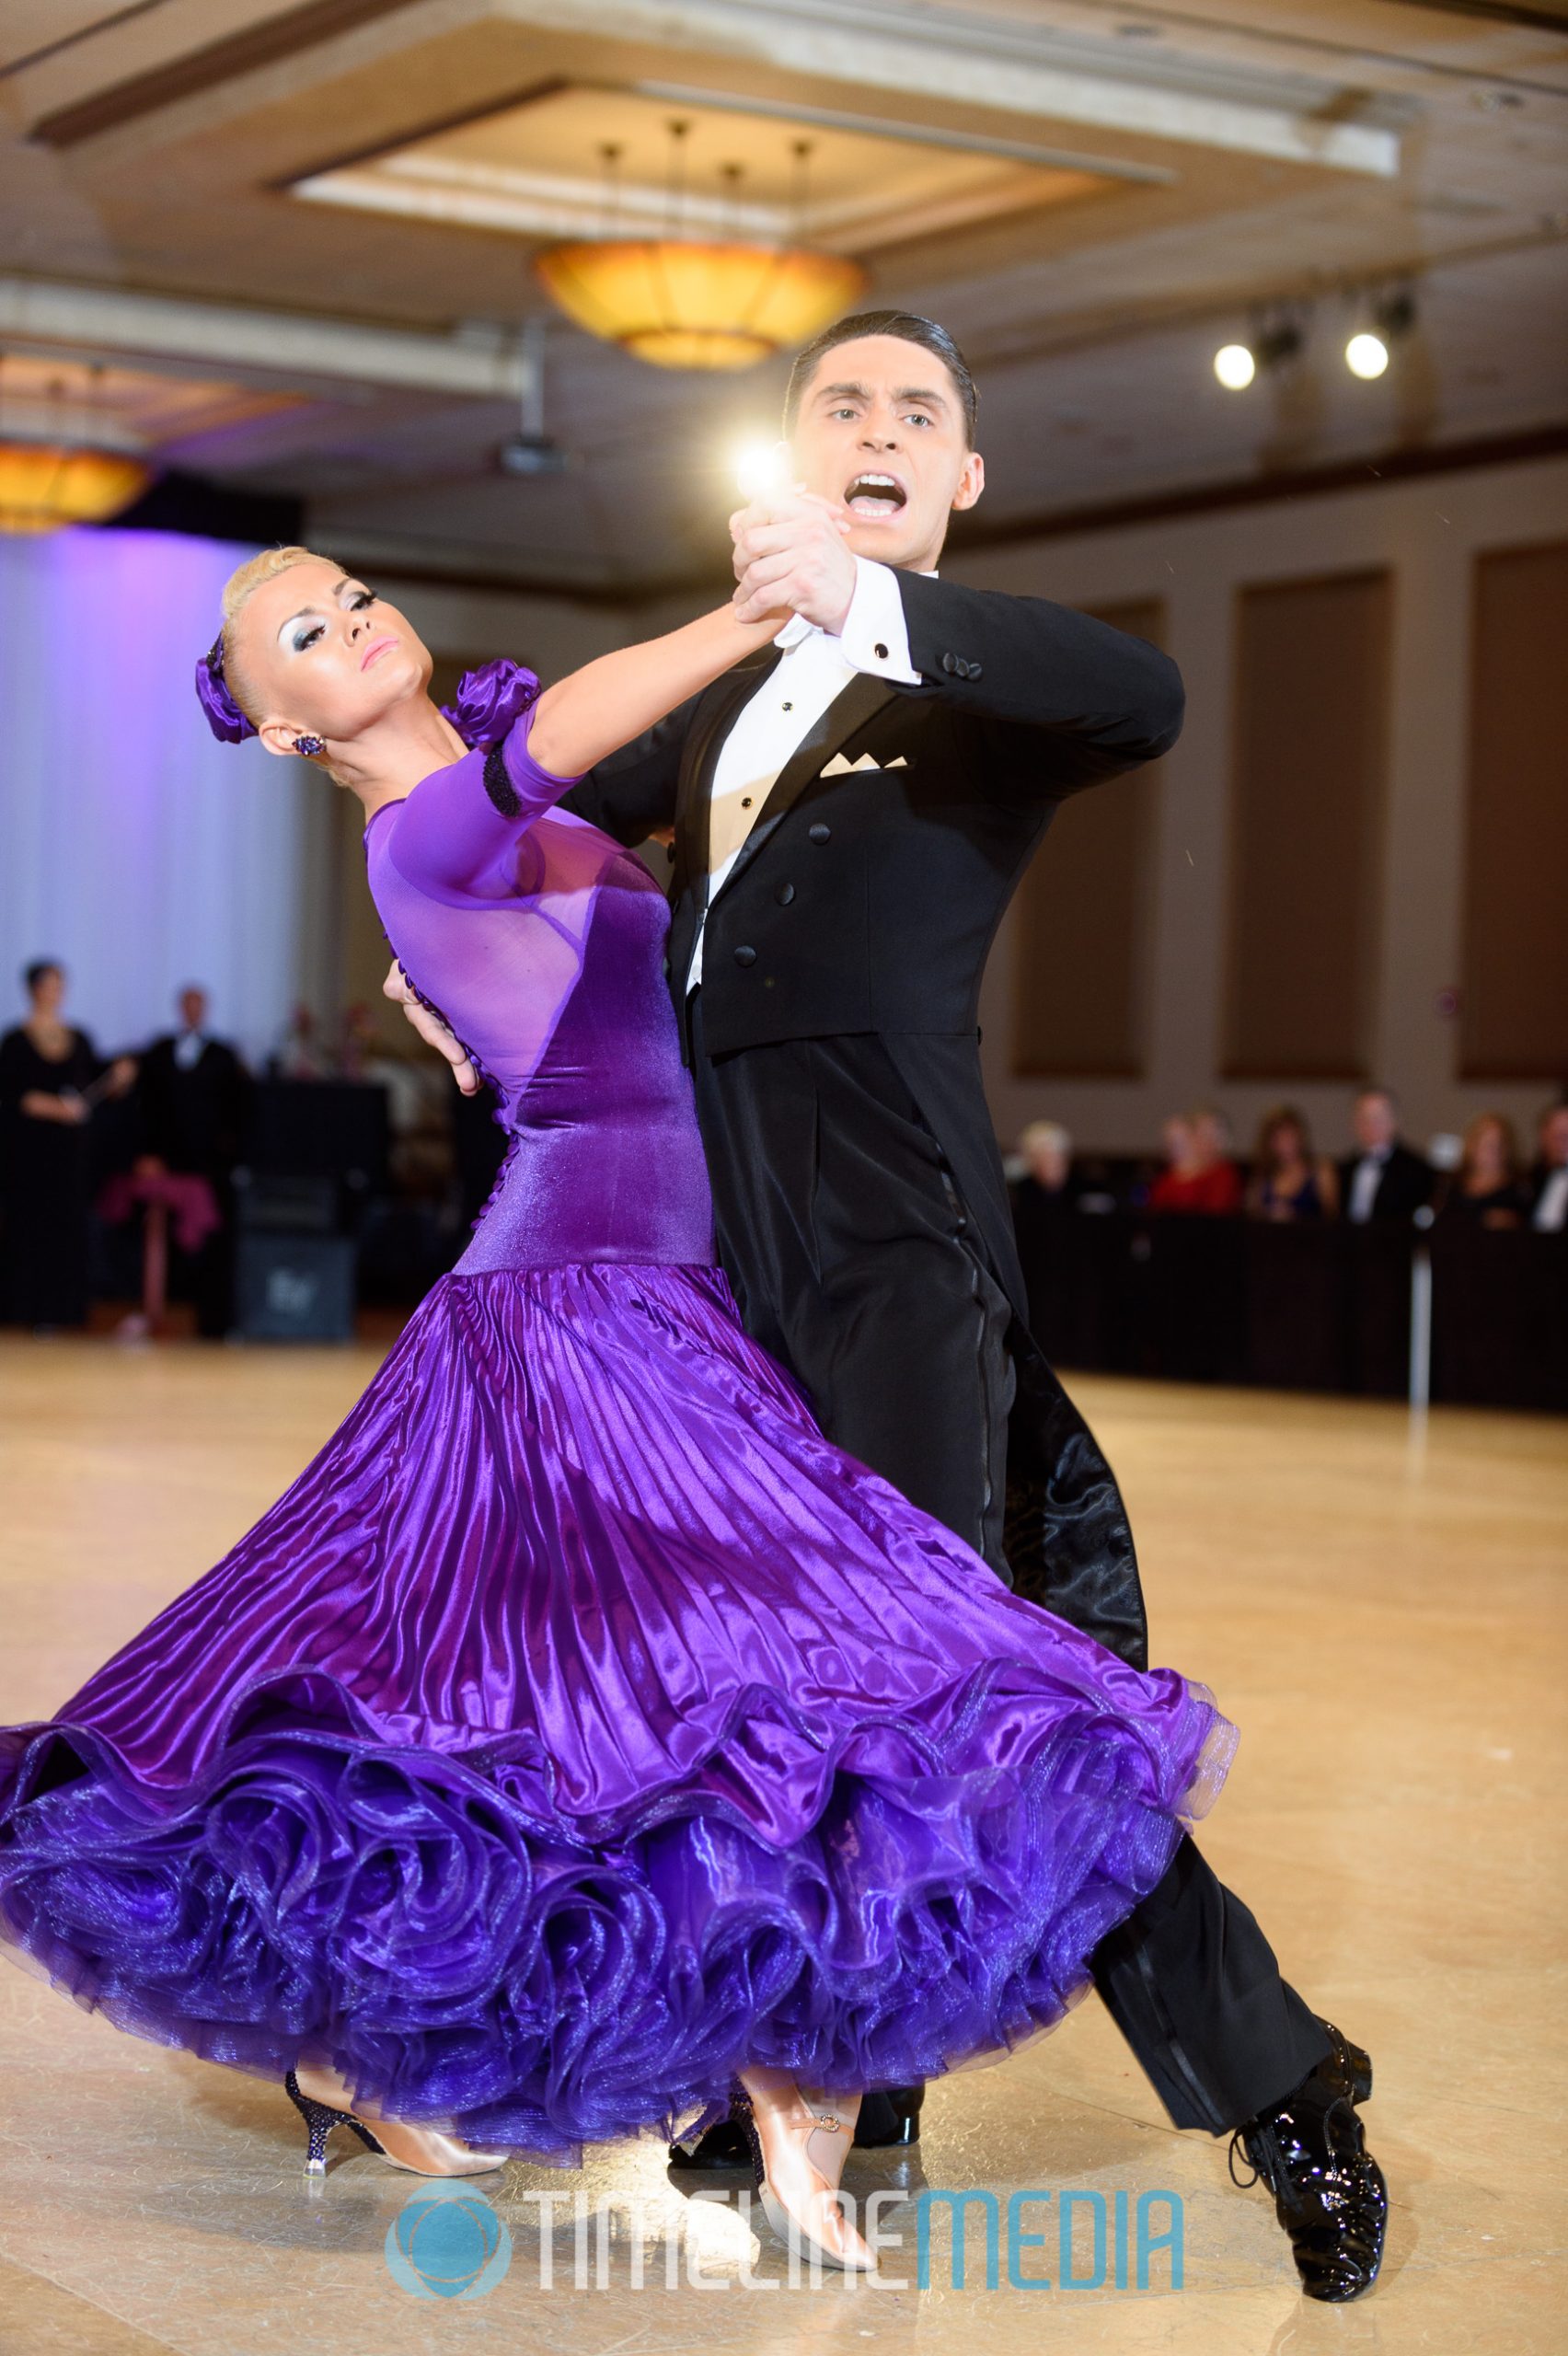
[0,1335,1563,2355]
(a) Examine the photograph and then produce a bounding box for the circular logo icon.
[385,2182,513,2301]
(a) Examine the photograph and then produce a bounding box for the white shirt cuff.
[831,556,921,686]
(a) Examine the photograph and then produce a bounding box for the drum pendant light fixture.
[0,363,149,534]
[535,127,866,372]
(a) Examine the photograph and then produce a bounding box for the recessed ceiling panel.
[291,82,1115,257]
[0,353,304,453]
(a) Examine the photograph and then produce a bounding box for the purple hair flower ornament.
[195,636,259,745]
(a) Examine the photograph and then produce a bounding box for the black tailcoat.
[566,572,1182,1669]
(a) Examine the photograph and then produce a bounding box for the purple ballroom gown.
[0,669,1235,2164]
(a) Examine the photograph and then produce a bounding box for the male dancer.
[398,312,1385,2301]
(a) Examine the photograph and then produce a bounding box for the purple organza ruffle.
[0,1264,1234,2164]
[0,1664,1229,2165]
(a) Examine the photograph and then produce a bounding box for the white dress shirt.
[173,1029,207,1070]
[1534,1165,1568,1232]
[686,557,922,990]
[1346,1146,1391,1225]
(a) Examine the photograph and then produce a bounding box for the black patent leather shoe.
[851,2085,925,2148]
[1317,2019,1372,2106]
[1231,2033,1386,2303]
[669,2083,924,2169]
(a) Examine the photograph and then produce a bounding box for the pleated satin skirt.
[0,1263,1233,2162]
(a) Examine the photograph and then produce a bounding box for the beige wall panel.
[1460,540,1568,1080]
[1013,599,1162,1080]
[1223,570,1392,1082]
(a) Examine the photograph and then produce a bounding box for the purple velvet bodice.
[364,707,716,1270]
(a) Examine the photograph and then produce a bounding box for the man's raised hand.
[383,961,479,1096]
[730,490,855,631]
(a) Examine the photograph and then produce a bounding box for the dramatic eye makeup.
[281,580,376,653]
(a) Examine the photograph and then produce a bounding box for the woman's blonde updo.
[217,544,339,726]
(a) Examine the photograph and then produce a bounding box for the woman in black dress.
[1245,1105,1340,1223]
[1438,1112,1529,1230]
[0,961,134,1330]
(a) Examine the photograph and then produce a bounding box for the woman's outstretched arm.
[527,605,783,780]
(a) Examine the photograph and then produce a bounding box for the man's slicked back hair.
[783,311,978,447]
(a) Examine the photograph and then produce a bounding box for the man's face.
[786,334,983,572]
[1541,1108,1568,1169]
[1354,1093,1397,1152]
[179,988,207,1033]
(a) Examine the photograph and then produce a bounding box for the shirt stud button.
[874,642,888,660]
[741,796,753,808]
[782,700,793,710]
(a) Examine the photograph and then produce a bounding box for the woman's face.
[233,560,432,757]
[29,965,64,1017]
[1470,1119,1505,1180]
[1271,1119,1304,1166]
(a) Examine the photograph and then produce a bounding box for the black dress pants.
[687,1010,1330,2132]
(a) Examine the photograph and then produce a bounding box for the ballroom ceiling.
[1,0,1564,595]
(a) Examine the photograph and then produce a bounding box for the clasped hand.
[729,491,856,632]
[384,964,479,1095]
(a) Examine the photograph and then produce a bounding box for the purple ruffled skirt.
[0,1265,1234,2162]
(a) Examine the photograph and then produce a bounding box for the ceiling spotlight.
[1214,317,1302,390]
[1344,288,1414,381]
[1345,330,1389,380]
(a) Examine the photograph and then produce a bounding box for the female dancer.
[0,549,1234,2273]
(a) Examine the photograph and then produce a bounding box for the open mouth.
[844,471,907,521]
[361,635,398,670]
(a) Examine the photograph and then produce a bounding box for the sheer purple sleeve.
[386,700,585,901]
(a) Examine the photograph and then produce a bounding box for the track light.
[1213,318,1302,391]
[1345,288,1415,380]
[1345,331,1389,380]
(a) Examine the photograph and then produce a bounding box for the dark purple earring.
[294,735,326,758]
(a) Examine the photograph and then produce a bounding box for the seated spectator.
[137,985,251,1336]
[1439,1112,1528,1230]
[1529,1103,1568,1234]
[1246,1104,1339,1222]
[1339,1087,1432,1224]
[1014,1120,1076,1203]
[139,987,250,1174]
[1149,1105,1243,1215]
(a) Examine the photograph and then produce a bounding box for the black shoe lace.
[1228,2126,1267,2190]
[1229,2090,1360,2197]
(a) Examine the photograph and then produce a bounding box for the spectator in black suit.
[137,986,251,1334]
[1529,1103,1568,1234]
[1340,1088,1432,1225]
